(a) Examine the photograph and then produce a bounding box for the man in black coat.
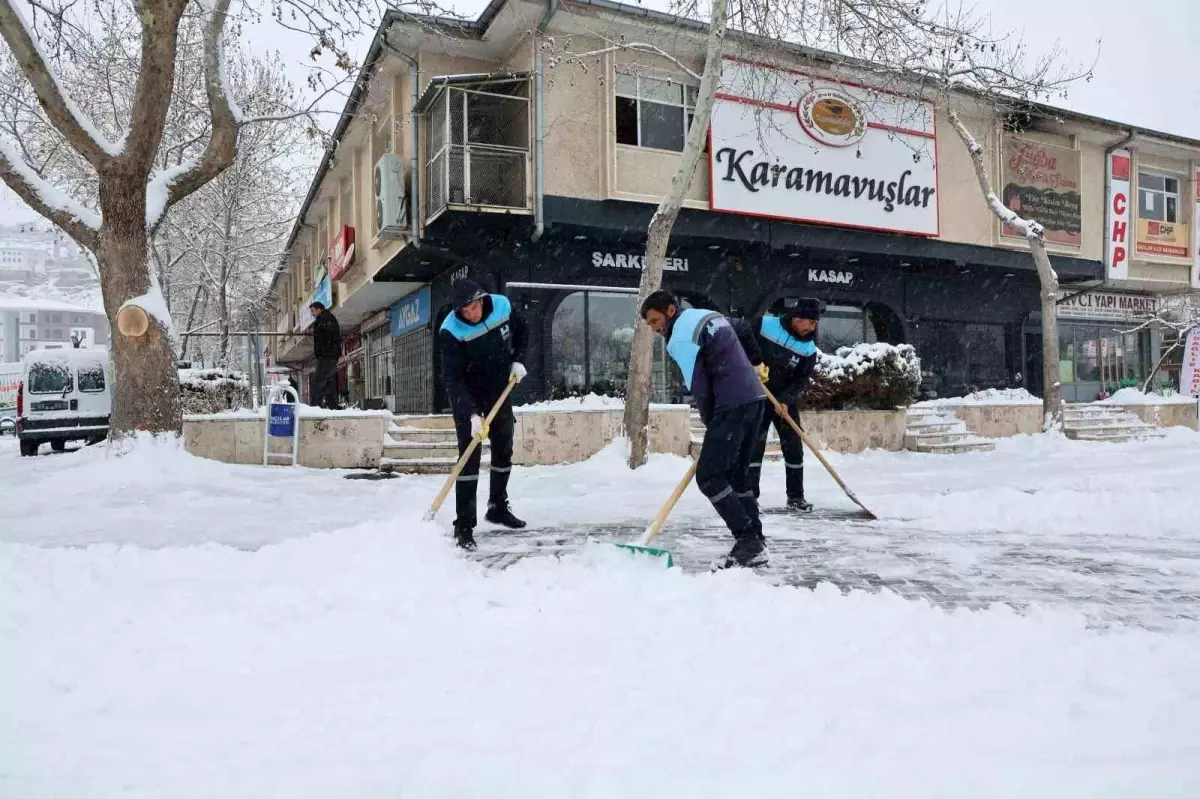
[439,279,529,550]
[309,301,341,409]
[733,298,822,512]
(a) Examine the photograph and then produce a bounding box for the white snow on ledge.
[915,388,1043,407]
[1098,388,1198,405]
[185,404,393,421]
[515,393,688,413]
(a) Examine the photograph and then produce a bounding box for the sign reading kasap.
[710,58,938,236]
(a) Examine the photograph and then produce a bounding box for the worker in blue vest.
[439,279,529,551]
[737,299,822,512]
[640,290,769,569]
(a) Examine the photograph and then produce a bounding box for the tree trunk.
[1029,238,1063,428]
[179,283,207,359]
[947,109,1062,429]
[97,176,181,437]
[622,0,730,468]
[217,284,230,367]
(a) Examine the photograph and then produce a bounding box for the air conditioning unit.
[374,153,407,240]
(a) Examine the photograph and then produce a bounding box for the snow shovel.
[424,374,519,521]
[762,386,877,521]
[615,458,697,568]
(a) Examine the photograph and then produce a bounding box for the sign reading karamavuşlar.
[709,58,938,236]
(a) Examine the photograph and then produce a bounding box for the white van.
[16,348,112,457]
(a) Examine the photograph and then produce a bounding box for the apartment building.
[268,0,1200,410]
[0,296,109,362]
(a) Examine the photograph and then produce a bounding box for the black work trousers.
[747,396,806,502]
[453,400,515,529]
[312,357,339,409]
[696,399,765,541]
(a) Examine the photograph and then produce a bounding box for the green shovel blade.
[615,542,674,568]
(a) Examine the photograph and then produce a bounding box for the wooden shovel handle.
[425,374,519,520]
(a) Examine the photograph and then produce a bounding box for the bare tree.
[0,0,448,438]
[1123,294,1200,394]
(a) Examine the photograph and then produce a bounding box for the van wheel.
[19,439,39,457]
[51,440,66,452]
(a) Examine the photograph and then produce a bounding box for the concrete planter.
[512,406,691,465]
[948,405,1043,438]
[1112,403,1198,431]
[794,409,907,453]
[184,412,390,468]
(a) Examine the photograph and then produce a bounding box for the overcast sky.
[2,0,1196,226]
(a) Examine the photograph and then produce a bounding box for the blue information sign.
[268,403,296,438]
[391,286,431,337]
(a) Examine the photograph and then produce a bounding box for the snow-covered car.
[15,348,111,457]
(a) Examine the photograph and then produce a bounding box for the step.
[380,455,492,474]
[383,440,489,460]
[1066,427,1164,442]
[904,421,965,435]
[905,431,970,449]
[1062,408,1136,421]
[388,426,459,443]
[392,413,455,430]
[1063,418,1147,431]
[913,439,996,454]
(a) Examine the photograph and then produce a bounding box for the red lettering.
[1112,220,1127,243]
[1113,193,1127,216]
[1112,246,1127,269]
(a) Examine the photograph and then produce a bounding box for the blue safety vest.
[760,314,817,357]
[666,308,725,390]
[439,294,512,341]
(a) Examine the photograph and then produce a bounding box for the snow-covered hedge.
[799,343,921,411]
[179,368,251,414]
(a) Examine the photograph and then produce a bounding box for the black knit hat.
[450,278,488,309]
[789,297,823,321]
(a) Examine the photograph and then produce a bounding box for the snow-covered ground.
[2,432,1199,796]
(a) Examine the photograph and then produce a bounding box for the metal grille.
[459,146,527,207]
[393,327,433,413]
[425,84,530,214]
[427,150,448,219]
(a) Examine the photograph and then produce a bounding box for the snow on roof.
[0,293,104,313]
[23,346,108,366]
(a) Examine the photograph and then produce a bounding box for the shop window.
[615,72,703,153]
[1138,172,1180,223]
[913,321,1007,397]
[366,325,393,399]
[817,305,880,352]
[550,290,680,401]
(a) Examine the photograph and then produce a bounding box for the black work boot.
[711,533,769,571]
[453,523,477,551]
[786,495,814,513]
[485,502,526,529]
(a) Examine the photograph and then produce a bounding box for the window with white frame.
[1138,172,1181,223]
[614,71,702,153]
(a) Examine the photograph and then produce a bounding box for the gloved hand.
[510,362,527,383]
[470,414,489,440]
[755,363,769,384]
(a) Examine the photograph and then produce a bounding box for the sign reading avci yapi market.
[1001,136,1082,246]
[709,58,938,236]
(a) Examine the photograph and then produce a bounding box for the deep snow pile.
[1099,387,1198,405]
[1,436,1199,796]
[915,387,1042,406]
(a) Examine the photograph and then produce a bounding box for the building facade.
[0,297,109,362]
[268,0,1200,410]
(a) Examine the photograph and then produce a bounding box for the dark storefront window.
[818,305,880,352]
[551,290,681,401]
[913,321,1007,397]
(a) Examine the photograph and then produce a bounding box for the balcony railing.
[424,81,531,223]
